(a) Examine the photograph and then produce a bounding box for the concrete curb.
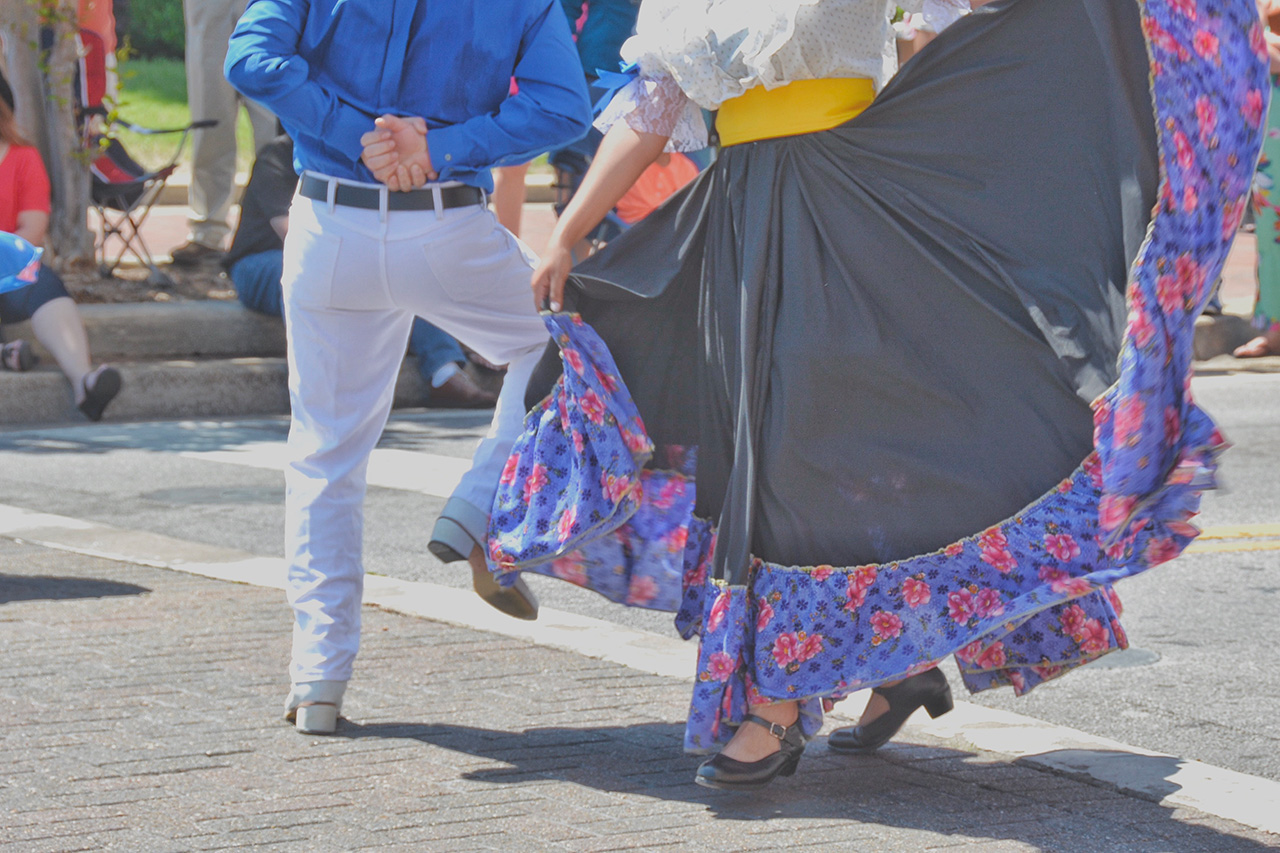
[6,303,1263,370]
[0,303,443,425]
[0,500,1277,839]
[2,301,287,362]
[1194,313,1255,360]
[0,357,431,425]
[3,300,1268,427]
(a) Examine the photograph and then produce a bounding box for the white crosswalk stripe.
[179,441,471,498]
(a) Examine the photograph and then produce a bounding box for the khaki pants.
[183,0,276,248]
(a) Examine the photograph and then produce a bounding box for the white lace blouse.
[597,0,970,150]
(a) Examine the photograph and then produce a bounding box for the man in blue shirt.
[225,0,591,735]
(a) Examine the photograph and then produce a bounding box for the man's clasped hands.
[360,115,436,191]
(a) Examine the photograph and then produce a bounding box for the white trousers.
[281,180,548,686]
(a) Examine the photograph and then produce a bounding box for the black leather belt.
[298,174,484,212]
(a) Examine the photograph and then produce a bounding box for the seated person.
[223,133,496,407]
[0,76,121,420]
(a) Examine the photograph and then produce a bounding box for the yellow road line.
[1184,539,1280,554]
[1183,523,1280,553]
[1196,524,1280,540]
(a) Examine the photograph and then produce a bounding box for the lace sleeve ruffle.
[594,75,710,153]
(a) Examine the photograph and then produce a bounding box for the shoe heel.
[294,703,338,734]
[778,753,802,778]
[428,516,471,564]
[472,560,539,621]
[924,690,954,719]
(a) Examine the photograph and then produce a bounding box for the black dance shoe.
[694,714,806,791]
[827,667,954,754]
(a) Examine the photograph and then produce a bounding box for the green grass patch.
[111,57,258,174]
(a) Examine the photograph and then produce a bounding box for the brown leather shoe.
[169,240,225,267]
[428,369,499,408]
[469,544,538,621]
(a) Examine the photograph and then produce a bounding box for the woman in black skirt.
[373,0,1264,791]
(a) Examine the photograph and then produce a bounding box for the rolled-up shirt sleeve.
[427,0,591,178]
[224,0,374,164]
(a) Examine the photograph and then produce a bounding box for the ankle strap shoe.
[827,666,953,754]
[694,714,806,790]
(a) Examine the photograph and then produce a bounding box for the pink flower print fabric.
[487,313,653,579]
[1093,0,1265,561]
[487,315,700,612]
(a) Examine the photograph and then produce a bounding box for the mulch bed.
[61,262,235,304]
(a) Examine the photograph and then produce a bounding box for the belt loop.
[325,177,337,214]
[431,185,445,221]
[479,186,488,210]
[379,185,389,223]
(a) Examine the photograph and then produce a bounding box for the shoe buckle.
[745,713,793,741]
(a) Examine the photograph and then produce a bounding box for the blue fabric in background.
[0,232,41,296]
[408,319,467,385]
[558,0,639,81]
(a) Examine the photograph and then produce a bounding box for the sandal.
[78,365,122,421]
[1,339,36,372]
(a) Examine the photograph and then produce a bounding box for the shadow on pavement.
[330,720,1273,849]
[1024,748,1200,805]
[0,421,290,456]
[140,485,282,505]
[0,574,149,604]
[0,411,494,457]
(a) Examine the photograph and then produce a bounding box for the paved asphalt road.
[0,366,1276,786]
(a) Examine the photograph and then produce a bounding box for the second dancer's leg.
[385,206,550,617]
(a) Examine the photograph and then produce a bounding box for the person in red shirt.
[0,83,121,420]
[613,151,699,225]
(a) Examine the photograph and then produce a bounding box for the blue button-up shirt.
[225,0,592,190]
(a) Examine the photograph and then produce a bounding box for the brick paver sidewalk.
[1,538,1275,852]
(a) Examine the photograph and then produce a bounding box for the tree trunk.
[1,0,95,269]
[1,1,46,146]
[40,1,96,268]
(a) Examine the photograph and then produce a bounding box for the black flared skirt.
[548,0,1157,585]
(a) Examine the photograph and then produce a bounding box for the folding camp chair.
[90,126,210,286]
[58,28,215,286]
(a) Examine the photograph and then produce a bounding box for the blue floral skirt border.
[677,457,1149,752]
[489,314,1224,751]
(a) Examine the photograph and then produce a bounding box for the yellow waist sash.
[716,77,875,147]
